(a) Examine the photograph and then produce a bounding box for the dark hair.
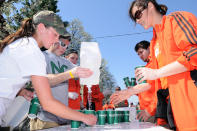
[115,86,121,91]
[135,40,150,52]
[0,18,36,53]
[60,35,71,42]
[129,0,168,22]
[65,48,78,56]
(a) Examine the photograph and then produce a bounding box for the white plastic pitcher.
[80,42,101,90]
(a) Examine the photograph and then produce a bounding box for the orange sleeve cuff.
[177,53,196,70]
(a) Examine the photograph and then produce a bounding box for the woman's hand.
[82,114,97,125]
[110,89,132,105]
[137,110,151,122]
[135,67,159,83]
[71,66,93,78]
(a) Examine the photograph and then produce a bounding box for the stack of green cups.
[114,111,119,124]
[135,66,147,84]
[121,111,124,122]
[106,110,115,124]
[96,110,107,125]
[84,110,95,126]
[130,78,136,86]
[123,77,131,87]
[71,120,80,129]
[118,111,121,123]
[123,111,130,122]
[71,110,83,129]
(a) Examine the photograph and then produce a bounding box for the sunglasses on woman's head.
[134,7,146,22]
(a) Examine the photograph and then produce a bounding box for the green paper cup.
[135,66,147,84]
[123,111,130,122]
[84,110,95,126]
[28,97,40,119]
[84,110,95,115]
[121,111,124,122]
[106,110,115,124]
[71,120,80,129]
[130,78,136,86]
[123,77,131,87]
[97,110,107,125]
[114,111,119,124]
[118,111,121,123]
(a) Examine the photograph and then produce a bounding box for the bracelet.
[69,71,74,78]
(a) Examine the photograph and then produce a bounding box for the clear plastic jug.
[80,42,101,90]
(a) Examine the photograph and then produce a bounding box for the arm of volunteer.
[110,83,151,105]
[47,67,92,86]
[156,61,188,78]
[47,71,73,86]
[129,83,151,95]
[136,61,188,82]
[31,75,96,125]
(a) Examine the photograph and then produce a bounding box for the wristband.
[69,71,74,78]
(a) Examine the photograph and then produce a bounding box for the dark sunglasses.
[55,41,68,48]
[134,7,146,22]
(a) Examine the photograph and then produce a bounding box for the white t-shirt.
[0,37,46,99]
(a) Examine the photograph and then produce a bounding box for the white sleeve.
[17,51,46,77]
[11,40,46,77]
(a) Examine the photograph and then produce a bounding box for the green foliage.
[0,0,22,39]
[67,19,93,51]
[0,0,59,40]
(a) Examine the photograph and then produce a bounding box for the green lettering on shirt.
[51,61,68,74]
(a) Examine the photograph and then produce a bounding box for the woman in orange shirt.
[111,0,197,130]
[129,0,197,131]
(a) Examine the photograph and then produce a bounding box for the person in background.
[91,85,104,111]
[82,85,89,109]
[114,87,128,108]
[0,10,96,128]
[65,49,81,110]
[134,40,158,123]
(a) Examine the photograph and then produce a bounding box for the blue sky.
[57,0,197,104]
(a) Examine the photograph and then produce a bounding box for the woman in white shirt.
[0,10,97,127]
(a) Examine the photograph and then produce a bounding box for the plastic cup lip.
[84,110,94,111]
[135,65,145,70]
[84,110,95,113]
[97,110,106,112]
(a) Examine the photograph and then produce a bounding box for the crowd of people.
[0,0,196,131]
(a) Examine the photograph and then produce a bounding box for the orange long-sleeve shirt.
[150,11,197,131]
[83,85,88,108]
[91,85,104,111]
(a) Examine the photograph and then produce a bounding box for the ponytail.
[149,0,168,15]
[159,4,168,15]
[0,18,36,53]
